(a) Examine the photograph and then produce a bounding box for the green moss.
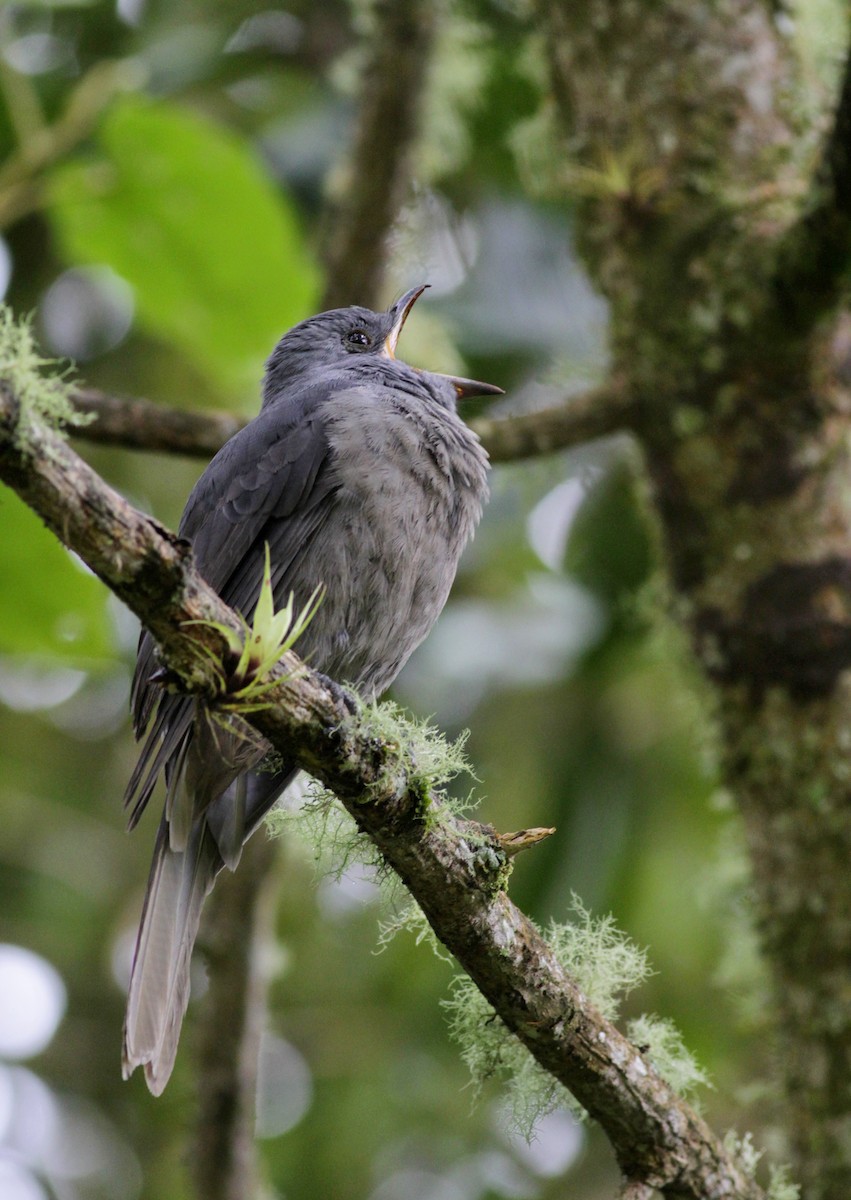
[376,893,450,961]
[724,1130,764,1179]
[729,686,851,800]
[767,1165,801,1200]
[268,699,476,884]
[546,897,652,1021]
[267,778,372,877]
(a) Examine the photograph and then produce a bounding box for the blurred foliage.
[0,1,789,1199]
[47,94,319,395]
[0,489,112,661]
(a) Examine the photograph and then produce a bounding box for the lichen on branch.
[0,304,92,445]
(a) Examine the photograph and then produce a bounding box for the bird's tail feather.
[122,764,299,1095]
[122,817,220,1096]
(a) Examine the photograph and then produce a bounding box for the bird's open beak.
[385,284,505,400]
[385,285,429,357]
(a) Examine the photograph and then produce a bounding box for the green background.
[0,1,820,1197]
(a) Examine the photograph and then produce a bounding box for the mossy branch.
[0,344,768,1199]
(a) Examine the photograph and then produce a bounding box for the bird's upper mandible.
[262,285,504,409]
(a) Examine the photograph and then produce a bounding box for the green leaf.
[0,488,112,662]
[46,95,320,395]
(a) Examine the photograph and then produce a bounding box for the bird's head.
[262,286,503,406]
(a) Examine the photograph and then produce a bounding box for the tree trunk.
[540,3,851,1196]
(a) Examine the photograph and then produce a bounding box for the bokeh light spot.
[0,1160,48,1200]
[0,946,66,1060]
[39,267,134,362]
[0,238,12,301]
[255,1033,312,1138]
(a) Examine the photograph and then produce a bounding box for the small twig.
[69,381,635,464]
[320,0,438,309]
[496,827,556,857]
[474,381,634,463]
[0,59,46,147]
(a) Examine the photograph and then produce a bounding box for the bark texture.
[539,3,851,1195]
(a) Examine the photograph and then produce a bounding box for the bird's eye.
[345,329,372,348]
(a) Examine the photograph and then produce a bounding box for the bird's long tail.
[122,764,298,1094]
[122,817,220,1095]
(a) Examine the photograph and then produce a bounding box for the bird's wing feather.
[122,761,302,1094]
[126,385,339,814]
[180,392,333,592]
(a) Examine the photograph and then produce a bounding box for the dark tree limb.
[69,382,635,464]
[71,388,247,458]
[191,835,281,1200]
[474,380,634,464]
[320,0,437,310]
[0,391,765,1200]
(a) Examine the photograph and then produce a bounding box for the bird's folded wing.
[126,383,340,821]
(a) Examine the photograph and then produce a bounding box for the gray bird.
[122,285,500,1094]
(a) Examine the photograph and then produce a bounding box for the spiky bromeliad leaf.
[185,542,324,710]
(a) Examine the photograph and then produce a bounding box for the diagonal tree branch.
[0,387,764,1200]
[70,380,635,464]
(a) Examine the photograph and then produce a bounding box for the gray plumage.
[122,286,499,1094]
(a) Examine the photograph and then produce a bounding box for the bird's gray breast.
[300,383,489,695]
